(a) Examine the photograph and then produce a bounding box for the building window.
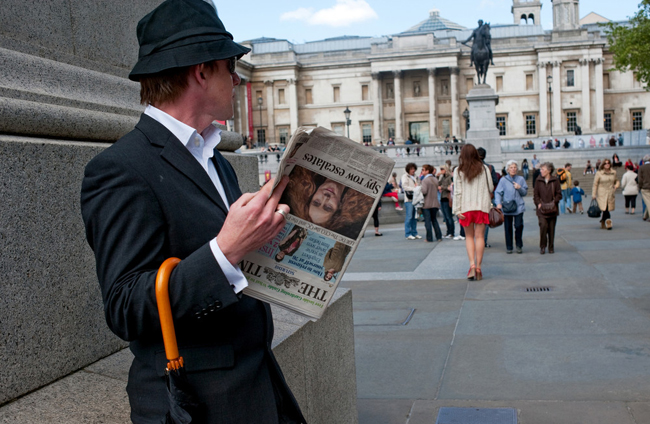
[413,81,421,97]
[333,86,340,103]
[409,122,430,144]
[466,77,474,92]
[362,123,372,143]
[567,69,575,87]
[525,114,536,135]
[362,84,369,101]
[278,88,285,104]
[387,123,395,139]
[441,79,449,96]
[604,113,612,132]
[603,73,610,89]
[632,110,643,131]
[496,115,507,136]
[441,119,450,137]
[332,123,344,136]
[526,74,533,91]
[496,76,503,92]
[257,128,266,144]
[278,127,289,144]
[386,83,394,99]
[566,111,577,132]
[305,88,313,104]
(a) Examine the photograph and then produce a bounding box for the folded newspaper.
[240,126,395,319]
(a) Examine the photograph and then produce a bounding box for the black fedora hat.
[129,0,251,81]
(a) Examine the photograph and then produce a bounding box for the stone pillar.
[372,73,382,141]
[428,68,437,139]
[580,59,591,131]
[288,78,299,135]
[594,58,605,132]
[538,62,549,136]
[552,61,562,134]
[393,71,403,142]
[466,85,501,165]
[265,81,275,144]
[451,67,460,138]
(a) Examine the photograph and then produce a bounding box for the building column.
[372,73,382,141]
[552,61,562,134]
[428,68,437,139]
[580,59,591,131]
[538,62,548,136]
[450,67,460,138]
[288,78,299,135]
[393,70,403,142]
[594,58,605,132]
[265,80,275,144]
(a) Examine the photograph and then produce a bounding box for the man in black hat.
[80,0,305,422]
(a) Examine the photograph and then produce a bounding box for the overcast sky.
[213,0,641,44]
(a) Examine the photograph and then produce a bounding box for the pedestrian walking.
[494,160,528,254]
[533,162,561,254]
[438,165,455,238]
[639,155,650,221]
[532,162,541,190]
[557,163,573,214]
[453,144,494,280]
[570,181,585,214]
[421,164,442,242]
[371,201,383,236]
[522,158,529,180]
[401,163,421,240]
[620,164,639,214]
[592,159,619,230]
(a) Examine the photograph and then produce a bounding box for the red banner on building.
[246,82,254,140]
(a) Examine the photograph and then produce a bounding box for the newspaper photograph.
[240,126,395,319]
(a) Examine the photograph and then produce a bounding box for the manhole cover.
[436,407,517,424]
[525,287,552,292]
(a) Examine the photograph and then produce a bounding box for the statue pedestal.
[466,84,501,165]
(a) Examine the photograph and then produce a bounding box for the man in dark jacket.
[80,1,305,422]
[639,154,650,221]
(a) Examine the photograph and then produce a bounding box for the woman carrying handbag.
[495,160,528,254]
[533,162,562,254]
[453,144,494,280]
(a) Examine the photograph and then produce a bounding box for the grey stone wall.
[0,136,263,404]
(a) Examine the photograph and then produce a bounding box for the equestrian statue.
[461,20,494,85]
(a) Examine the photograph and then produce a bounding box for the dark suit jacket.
[81,114,305,423]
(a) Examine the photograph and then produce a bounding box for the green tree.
[603,0,650,89]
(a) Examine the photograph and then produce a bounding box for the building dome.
[401,8,466,34]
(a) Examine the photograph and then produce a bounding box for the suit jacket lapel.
[212,151,240,206]
[137,115,230,215]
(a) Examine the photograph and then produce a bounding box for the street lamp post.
[547,75,553,137]
[343,107,351,138]
[257,96,263,147]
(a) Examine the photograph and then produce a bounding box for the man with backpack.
[557,163,573,214]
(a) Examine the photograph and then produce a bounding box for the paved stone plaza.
[2,194,650,423]
[344,192,650,424]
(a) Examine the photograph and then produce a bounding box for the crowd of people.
[521,133,631,150]
[382,146,650,280]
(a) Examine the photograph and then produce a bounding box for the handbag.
[484,167,504,228]
[540,202,558,215]
[587,198,602,218]
[502,176,519,213]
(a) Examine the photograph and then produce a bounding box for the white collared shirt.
[144,105,247,294]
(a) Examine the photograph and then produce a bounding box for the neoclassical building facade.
[233,0,648,145]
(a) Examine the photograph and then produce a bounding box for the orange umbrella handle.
[155,257,184,371]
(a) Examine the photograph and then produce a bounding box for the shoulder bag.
[501,177,518,214]
[485,168,504,228]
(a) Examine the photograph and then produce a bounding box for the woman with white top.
[621,163,639,214]
[401,162,421,240]
[453,144,494,280]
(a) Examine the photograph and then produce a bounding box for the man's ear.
[191,63,208,88]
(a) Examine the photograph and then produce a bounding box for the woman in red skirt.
[452,144,494,280]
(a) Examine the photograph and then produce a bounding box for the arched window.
[528,14,535,24]
[520,14,528,25]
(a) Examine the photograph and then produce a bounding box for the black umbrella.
[156,258,201,424]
